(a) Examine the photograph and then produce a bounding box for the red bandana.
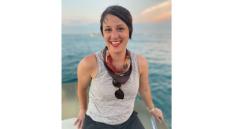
[105,49,131,73]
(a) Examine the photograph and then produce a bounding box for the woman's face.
[102,14,129,54]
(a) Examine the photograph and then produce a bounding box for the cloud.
[134,1,171,23]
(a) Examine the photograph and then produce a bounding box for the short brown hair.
[100,5,133,39]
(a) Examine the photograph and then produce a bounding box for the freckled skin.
[102,14,129,55]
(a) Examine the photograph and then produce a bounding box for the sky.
[62,0,171,26]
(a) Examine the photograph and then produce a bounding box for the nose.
[110,30,119,40]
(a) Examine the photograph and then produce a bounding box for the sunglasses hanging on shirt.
[103,47,132,99]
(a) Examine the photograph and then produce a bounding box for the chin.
[106,41,127,53]
[111,47,126,55]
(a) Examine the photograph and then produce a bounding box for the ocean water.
[62,23,171,128]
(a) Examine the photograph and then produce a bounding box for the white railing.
[151,116,158,129]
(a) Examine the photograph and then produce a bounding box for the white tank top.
[86,50,140,125]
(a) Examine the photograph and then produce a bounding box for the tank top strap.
[130,51,139,75]
[94,50,106,78]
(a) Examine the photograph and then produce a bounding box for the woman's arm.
[137,55,164,122]
[74,54,97,129]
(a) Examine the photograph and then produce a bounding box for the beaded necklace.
[102,47,132,84]
[104,47,131,74]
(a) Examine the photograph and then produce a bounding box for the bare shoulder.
[137,54,148,74]
[79,54,97,67]
[78,54,97,76]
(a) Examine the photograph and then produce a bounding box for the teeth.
[111,41,120,44]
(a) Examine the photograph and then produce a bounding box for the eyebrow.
[116,24,125,27]
[104,26,111,28]
[104,24,125,28]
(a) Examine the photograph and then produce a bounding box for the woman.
[74,5,164,129]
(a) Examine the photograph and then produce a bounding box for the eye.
[117,27,124,32]
[104,28,112,32]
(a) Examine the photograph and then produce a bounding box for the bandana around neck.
[102,47,132,84]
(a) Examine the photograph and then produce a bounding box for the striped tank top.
[86,49,140,125]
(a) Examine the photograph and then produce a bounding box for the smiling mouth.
[110,41,121,47]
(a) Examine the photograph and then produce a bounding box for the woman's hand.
[74,110,86,129]
[149,107,164,123]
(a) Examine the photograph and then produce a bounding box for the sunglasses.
[103,47,132,99]
[112,79,124,99]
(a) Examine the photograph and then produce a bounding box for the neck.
[109,50,126,63]
[104,47,130,73]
